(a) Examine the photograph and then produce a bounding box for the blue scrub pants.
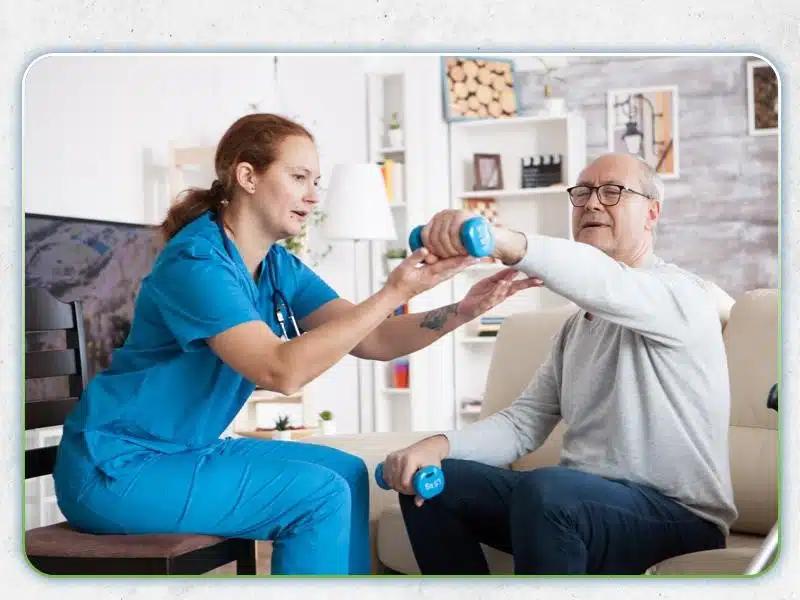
[53,434,370,575]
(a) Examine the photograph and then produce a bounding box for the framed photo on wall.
[747,59,779,136]
[607,85,680,179]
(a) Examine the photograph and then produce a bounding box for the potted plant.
[385,248,407,272]
[273,414,292,441]
[536,58,567,116]
[318,410,336,435]
[279,207,332,267]
[387,112,404,148]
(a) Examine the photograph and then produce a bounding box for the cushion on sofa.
[646,532,766,575]
[721,289,779,537]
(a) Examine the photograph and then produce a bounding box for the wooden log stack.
[445,57,518,119]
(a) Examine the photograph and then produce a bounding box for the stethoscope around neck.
[215,211,300,341]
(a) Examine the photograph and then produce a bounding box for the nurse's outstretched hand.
[385,247,475,302]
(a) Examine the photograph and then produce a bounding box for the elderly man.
[380,152,736,575]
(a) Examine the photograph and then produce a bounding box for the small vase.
[321,420,336,435]
[386,258,404,272]
[273,430,292,441]
[387,128,404,148]
[544,97,566,116]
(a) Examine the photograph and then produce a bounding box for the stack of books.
[477,316,504,337]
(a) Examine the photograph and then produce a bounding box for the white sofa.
[305,287,779,575]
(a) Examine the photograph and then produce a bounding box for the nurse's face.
[252,135,321,241]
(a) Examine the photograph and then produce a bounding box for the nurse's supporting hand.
[385,247,476,302]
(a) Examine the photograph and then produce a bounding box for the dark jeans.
[399,459,725,575]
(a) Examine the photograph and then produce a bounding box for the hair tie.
[209,179,226,203]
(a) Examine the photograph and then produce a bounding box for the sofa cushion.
[377,503,765,575]
[480,303,578,423]
[376,504,514,574]
[645,532,765,575]
[720,289,779,537]
[727,425,778,535]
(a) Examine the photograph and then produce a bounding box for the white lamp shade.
[323,163,397,241]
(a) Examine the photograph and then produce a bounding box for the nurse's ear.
[234,162,258,195]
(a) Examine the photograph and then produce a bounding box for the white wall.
[23,54,283,224]
[22,53,370,434]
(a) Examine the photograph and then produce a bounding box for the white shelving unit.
[363,59,453,433]
[448,113,587,429]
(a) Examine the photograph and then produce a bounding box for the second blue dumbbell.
[408,216,495,258]
[375,462,445,500]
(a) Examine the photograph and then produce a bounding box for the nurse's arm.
[299,298,470,362]
[207,286,408,396]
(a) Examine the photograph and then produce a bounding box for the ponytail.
[158,180,226,243]
[156,112,314,244]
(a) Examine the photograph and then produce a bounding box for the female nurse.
[52,113,541,576]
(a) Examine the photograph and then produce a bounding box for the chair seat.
[25,522,228,559]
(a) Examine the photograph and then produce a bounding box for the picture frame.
[473,153,503,191]
[607,85,680,179]
[747,59,779,136]
[441,55,520,122]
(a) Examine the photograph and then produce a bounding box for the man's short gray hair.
[636,158,665,206]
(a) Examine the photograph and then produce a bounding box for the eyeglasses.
[566,184,651,207]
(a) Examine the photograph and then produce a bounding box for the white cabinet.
[448,114,587,429]
[25,426,64,530]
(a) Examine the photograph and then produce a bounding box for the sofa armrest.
[304,430,438,517]
[302,430,439,573]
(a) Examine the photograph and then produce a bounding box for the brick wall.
[518,55,780,297]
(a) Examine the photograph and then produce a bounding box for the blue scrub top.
[61,211,339,481]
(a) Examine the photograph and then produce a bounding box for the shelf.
[450,114,575,130]
[379,146,405,154]
[461,336,497,344]
[388,202,407,208]
[459,186,567,199]
[249,389,303,404]
[464,262,504,273]
[381,387,411,396]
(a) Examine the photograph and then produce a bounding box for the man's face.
[570,154,660,264]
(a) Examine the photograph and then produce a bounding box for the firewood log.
[500,90,516,114]
[477,67,493,85]
[476,85,493,105]
[450,65,466,82]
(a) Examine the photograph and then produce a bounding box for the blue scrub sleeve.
[148,241,263,351]
[287,255,340,320]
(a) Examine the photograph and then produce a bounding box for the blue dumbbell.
[408,216,495,258]
[374,462,445,500]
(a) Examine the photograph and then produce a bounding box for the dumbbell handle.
[374,462,445,500]
[408,216,495,258]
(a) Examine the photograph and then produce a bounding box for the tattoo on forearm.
[420,304,459,331]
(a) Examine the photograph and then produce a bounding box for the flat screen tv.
[25,213,162,399]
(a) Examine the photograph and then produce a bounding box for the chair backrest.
[25,287,88,480]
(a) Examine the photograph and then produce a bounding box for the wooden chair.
[24,286,257,575]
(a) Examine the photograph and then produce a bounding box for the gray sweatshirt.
[444,233,738,535]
